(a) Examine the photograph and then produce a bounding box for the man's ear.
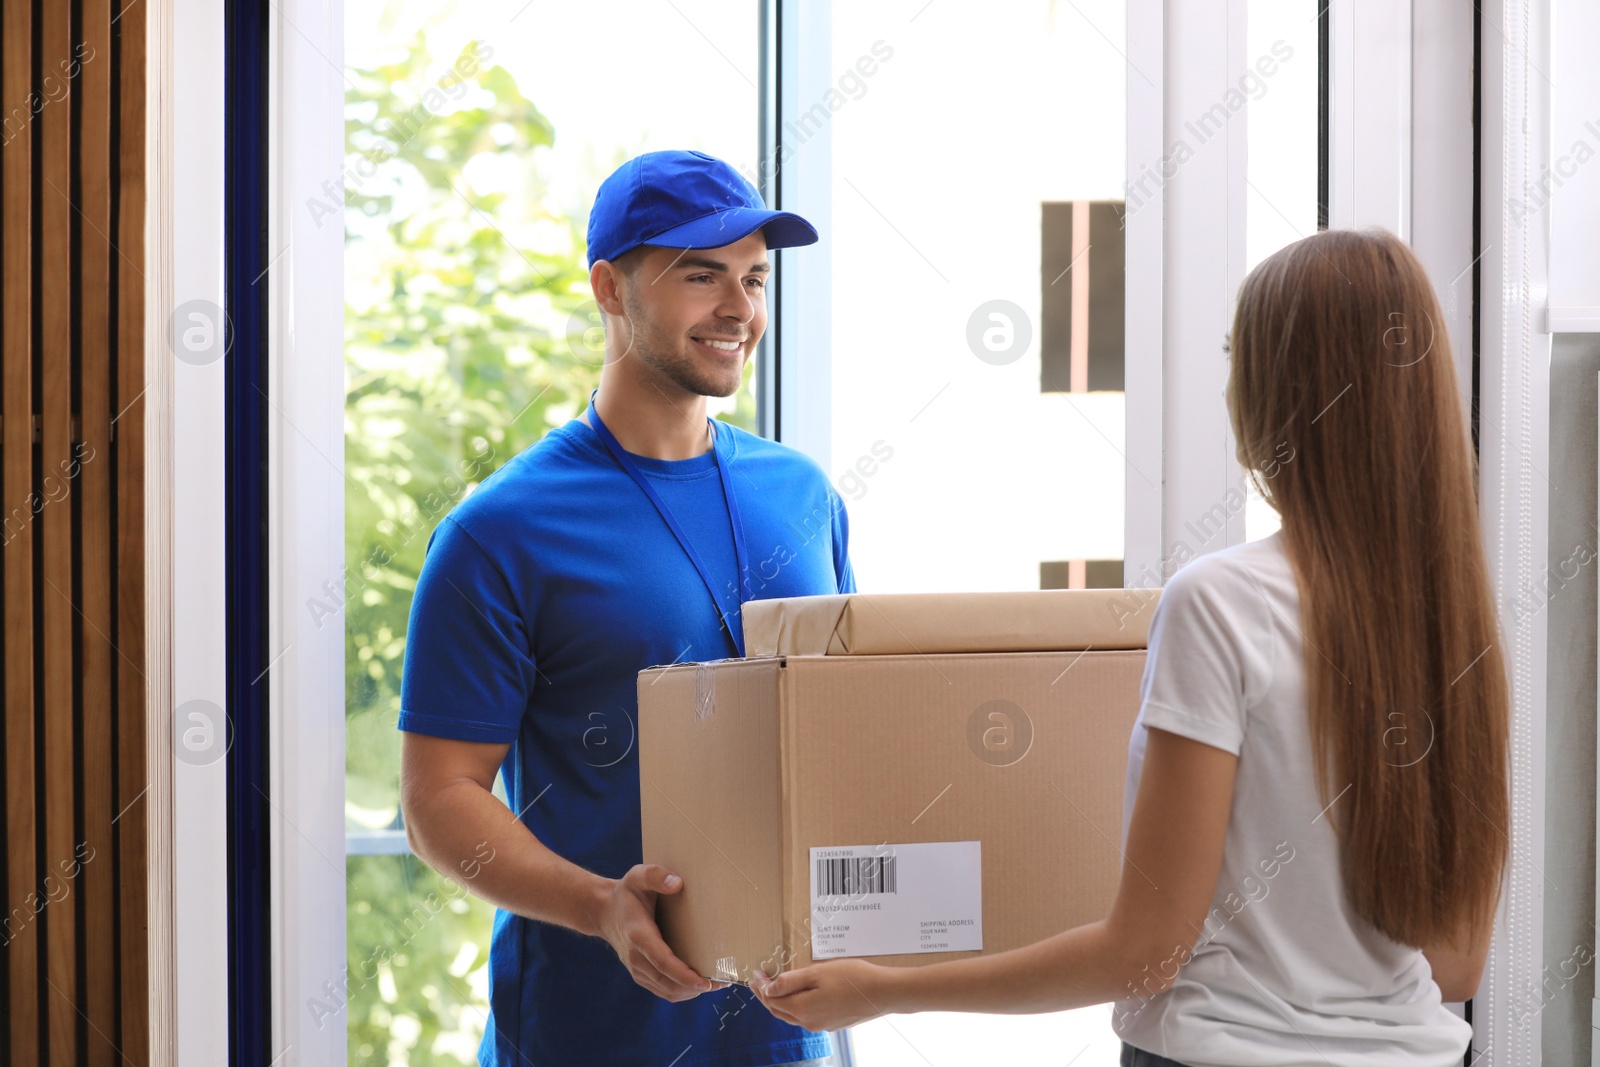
[590,260,628,317]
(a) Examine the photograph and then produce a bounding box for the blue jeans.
[1121,1043,1193,1067]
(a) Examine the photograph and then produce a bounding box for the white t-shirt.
[1111,531,1472,1067]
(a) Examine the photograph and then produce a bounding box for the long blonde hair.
[1227,228,1508,947]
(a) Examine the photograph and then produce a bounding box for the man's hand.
[596,863,729,1002]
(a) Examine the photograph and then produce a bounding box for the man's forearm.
[405,778,611,938]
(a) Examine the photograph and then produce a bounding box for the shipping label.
[807,841,983,958]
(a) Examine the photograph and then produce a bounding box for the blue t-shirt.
[398,413,855,1067]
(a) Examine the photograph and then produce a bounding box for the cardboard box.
[637,589,1159,983]
[741,588,1157,657]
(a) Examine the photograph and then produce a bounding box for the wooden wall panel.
[78,0,117,1062]
[1,0,148,1061]
[1,0,37,1061]
[115,0,149,1056]
[39,0,80,1056]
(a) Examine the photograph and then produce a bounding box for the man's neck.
[580,371,713,460]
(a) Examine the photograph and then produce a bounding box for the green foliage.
[342,30,590,1064]
[343,33,597,816]
[342,22,759,1065]
[345,855,491,1066]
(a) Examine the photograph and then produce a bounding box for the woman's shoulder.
[1165,531,1291,603]
[1149,534,1290,721]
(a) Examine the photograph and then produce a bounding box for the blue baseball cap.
[586,149,819,268]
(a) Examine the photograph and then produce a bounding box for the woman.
[749,228,1509,1067]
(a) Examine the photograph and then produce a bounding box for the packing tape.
[694,663,715,721]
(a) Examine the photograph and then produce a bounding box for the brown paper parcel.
[637,588,1160,983]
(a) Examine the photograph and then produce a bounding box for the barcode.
[815,855,897,896]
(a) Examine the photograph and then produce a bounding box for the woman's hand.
[750,958,896,1031]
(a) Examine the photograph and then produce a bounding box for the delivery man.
[398,149,855,1067]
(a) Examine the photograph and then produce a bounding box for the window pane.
[1243,1,1321,542]
[829,2,1128,601]
[345,854,493,1064]
[343,2,759,1061]
[828,1,1126,1061]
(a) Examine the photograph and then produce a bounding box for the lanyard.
[585,388,752,658]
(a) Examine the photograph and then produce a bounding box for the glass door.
[341,3,762,1060]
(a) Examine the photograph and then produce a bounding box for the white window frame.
[157,0,233,1060]
[1477,0,1553,1059]
[1123,0,1249,586]
[1549,0,1600,334]
[267,0,348,1064]
[150,0,355,1065]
